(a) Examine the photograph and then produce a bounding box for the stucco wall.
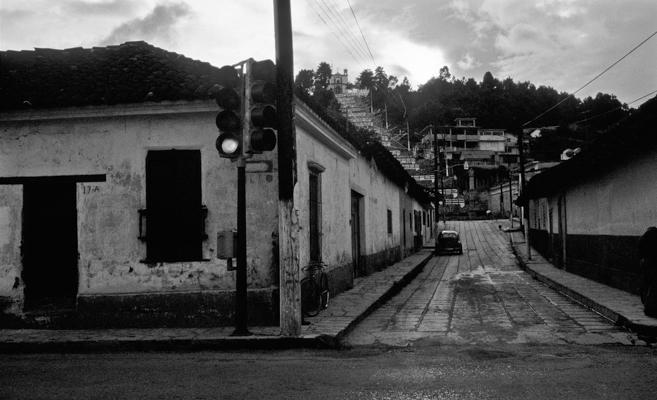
[564,147,657,236]
[527,147,657,293]
[0,185,22,311]
[0,102,278,308]
[295,105,427,291]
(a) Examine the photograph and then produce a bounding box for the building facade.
[0,42,433,327]
[520,97,657,294]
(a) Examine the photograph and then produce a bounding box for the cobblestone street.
[346,220,637,347]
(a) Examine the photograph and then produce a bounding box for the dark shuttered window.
[145,150,203,262]
[309,169,322,262]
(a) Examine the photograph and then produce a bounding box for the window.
[309,166,323,262]
[144,150,205,262]
[387,209,393,234]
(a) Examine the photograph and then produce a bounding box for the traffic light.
[244,59,277,154]
[215,65,243,159]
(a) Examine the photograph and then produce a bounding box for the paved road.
[346,220,637,347]
[3,346,657,399]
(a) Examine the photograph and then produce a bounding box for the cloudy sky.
[1,0,656,105]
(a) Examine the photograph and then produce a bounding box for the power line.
[522,29,657,128]
[324,0,373,66]
[315,0,370,64]
[346,0,376,66]
[306,0,366,67]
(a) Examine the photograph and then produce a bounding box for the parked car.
[437,230,463,255]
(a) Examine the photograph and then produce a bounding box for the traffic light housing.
[215,65,242,159]
[244,59,277,154]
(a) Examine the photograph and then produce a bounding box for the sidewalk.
[0,250,433,353]
[508,230,657,337]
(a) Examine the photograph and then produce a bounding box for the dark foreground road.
[2,345,657,399]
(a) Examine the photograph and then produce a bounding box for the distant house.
[0,42,433,327]
[518,96,657,294]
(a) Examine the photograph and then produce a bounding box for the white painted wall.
[0,101,278,303]
[564,148,657,236]
[528,147,657,237]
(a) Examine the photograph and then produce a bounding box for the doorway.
[22,180,79,310]
[350,191,363,278]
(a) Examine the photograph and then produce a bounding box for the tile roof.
[0,41,233,111]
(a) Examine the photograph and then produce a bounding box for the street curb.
[0,252,434,353]
[332,251,434,347]
[508,235,657,338]
[0,336,331,354]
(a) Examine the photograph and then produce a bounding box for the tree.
[355,69,374,90]
[439,66,451,81]
[314,62,332,91]
[294,69,314,93]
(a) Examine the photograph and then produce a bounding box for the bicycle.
[301,262,330,317]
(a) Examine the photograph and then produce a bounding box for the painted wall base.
[530,229,642,295]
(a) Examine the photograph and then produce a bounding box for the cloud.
[64,0,138,15]
[100,2,190,45]
[457,53,479,71]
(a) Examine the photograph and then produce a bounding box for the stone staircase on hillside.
[335,90,420,172]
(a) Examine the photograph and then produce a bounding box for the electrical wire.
[522,29,657,127]
[315,0,370,64]
[346,0,376,66]
[324,0,372,65]
[306,0,365,67]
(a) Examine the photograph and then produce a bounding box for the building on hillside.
[413,119,521,217]
[517,96,657,295]
[0,42,434,328]
[328,69,348,94]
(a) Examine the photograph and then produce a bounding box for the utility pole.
[499,168,505,219]
[432,126,439,251]
[274,0,301,336]
[508,170,514,228]
[517,126,531,259]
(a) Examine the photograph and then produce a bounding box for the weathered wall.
[295,108,354,293]
[0,101,279,322]
[0,185,22,313]
[296,104,428,293]
[527,147,657,293]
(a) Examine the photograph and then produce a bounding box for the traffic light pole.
[233,158,250,336]
[274,0,301,336]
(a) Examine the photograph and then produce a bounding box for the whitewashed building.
[0,42,433,327]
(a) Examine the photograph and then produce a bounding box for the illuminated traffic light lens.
[221,137,240,153]
[216,133,241,157]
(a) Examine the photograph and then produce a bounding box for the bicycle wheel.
[301,277,321,317]
[319,273,330,310]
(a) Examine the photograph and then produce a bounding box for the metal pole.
[509,170,514,228]
[441,174,446,224]
[274,0,301,336]
[432,126,439,252]
[517,127,531,259]
[499,169,504,219]
[233,160,250,335]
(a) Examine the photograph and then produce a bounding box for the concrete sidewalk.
[508,230,657,337]
[0,250,433,353]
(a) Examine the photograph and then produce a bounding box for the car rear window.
[441,232,458,239]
